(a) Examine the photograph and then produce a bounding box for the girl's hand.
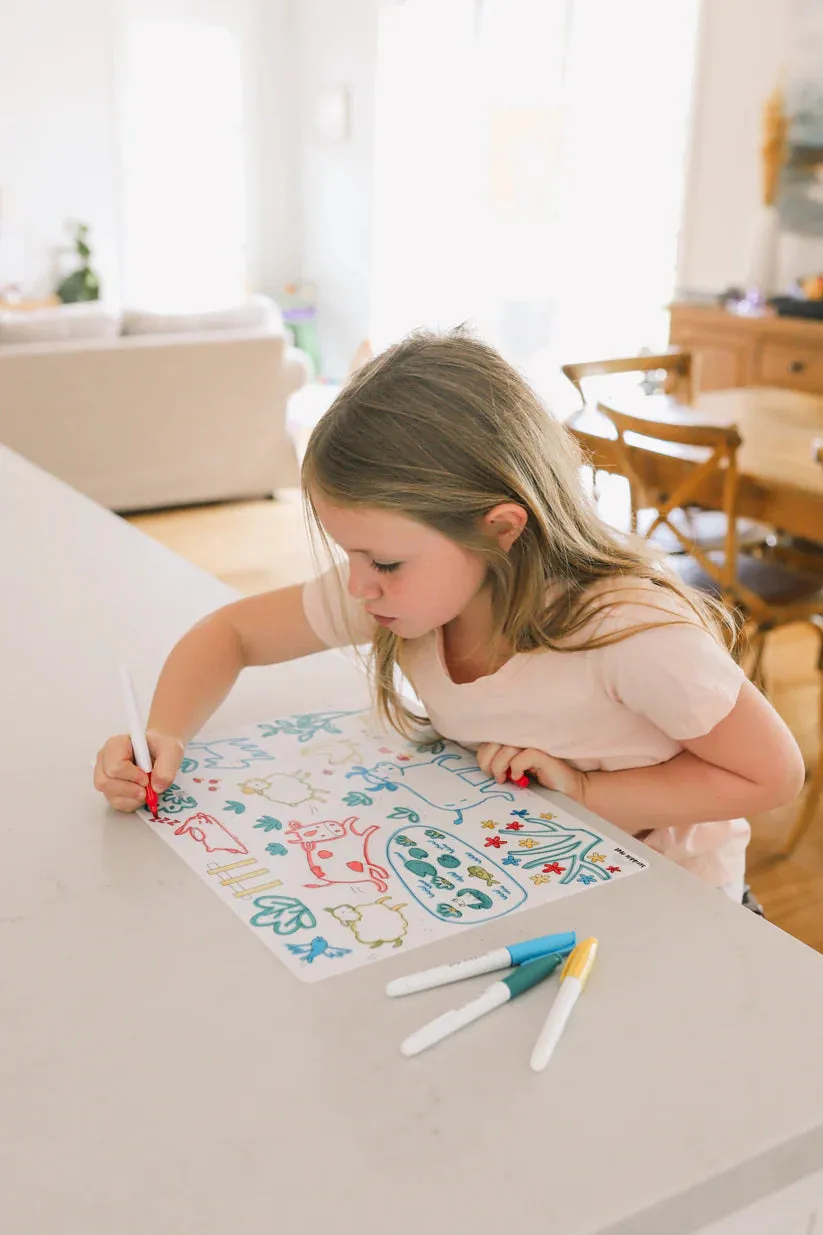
[93,731,184,813]
[476,742,586,804]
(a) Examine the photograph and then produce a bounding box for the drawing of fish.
[467,865,500,888]
[285,936,352,965]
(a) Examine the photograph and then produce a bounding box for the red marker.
[508,771,530,789]
[119,665,160,820]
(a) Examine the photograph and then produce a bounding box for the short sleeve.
[302,567,376,648]
[601,612,745,741]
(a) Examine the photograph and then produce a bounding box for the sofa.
[0,298,312,512]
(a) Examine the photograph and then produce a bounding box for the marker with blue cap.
[401,952,566,1057]
[385,929,576,998]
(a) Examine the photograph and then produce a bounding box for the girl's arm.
[147,585,325,746]
[95,585,326,810]
[479,680,805,830]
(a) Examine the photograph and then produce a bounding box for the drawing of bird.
[286,936,352,964]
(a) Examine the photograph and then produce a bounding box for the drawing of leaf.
[224,800,246,815]
[250,894,317,936]
[388,807,420,823]
[180,757,199,774]
[254,815,283,832]
[265,842,288,857]
[343,791,373,807]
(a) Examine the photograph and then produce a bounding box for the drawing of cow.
[285,816,389,893]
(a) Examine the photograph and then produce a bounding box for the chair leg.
[782,619,823,855]
[742,627,767,689]
[783,760,823,855]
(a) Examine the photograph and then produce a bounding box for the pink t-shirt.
[302,570,749,889]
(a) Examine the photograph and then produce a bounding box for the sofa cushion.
[122,294,282,337]
[0,302,121,346]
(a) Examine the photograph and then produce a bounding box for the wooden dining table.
[566,385,823,543]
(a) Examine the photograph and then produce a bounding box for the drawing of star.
[481,820,497,830]
[539,812,556,821]
[518,838,539,849]
[485,836,506,849]
[505,821,524,831]
[577,874,596,885]
[530,874,551,886]
[502,855,521,867]
[607,865,621,873]
[589,852,606,864]
[542,862,565,874]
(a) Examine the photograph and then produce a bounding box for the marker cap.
[508,930,576,966]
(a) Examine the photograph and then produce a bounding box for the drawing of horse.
[346,752,514,825]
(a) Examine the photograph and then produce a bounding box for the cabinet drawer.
[756,341,823,392]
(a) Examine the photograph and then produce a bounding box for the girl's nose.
[347,559,381,601]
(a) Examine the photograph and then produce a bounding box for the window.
[120,19,247,310]
[371,0,701,398]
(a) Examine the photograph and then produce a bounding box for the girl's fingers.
[108,794,145,814]
[476,743,501,775]
[509,749,546,781]
[489,745,522,783]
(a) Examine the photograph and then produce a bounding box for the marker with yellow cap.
[529,936,598,1073]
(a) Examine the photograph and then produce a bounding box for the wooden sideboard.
[669,301,823,395]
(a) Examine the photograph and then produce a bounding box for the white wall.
[295,0,378,377]
[679,0,823,293]
[0,0,297,303]
[0,0,121,298]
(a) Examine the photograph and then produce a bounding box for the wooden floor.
[129,496,823,953]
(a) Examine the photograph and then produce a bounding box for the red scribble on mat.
[484,836,506,849]
[165,811,249,855]
[285,816,389,893]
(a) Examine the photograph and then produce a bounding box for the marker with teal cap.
[400,953,565,1057]
[386,929,576,998]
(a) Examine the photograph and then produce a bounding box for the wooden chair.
[562,350,694,405]
[562,351,771,553]
[601,401,823,854]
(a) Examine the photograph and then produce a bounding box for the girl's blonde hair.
[302,329,733,736]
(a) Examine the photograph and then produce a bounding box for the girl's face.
[313,497,489,639]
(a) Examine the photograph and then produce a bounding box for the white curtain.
[370,0,702,399]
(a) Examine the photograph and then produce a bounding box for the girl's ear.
[482,503,528,552]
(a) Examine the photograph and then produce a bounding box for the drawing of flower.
[530,874,551,885]
[518,838,539,849]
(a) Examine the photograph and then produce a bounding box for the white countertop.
[3,445,823,1235]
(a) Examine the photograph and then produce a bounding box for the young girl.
[94,331,804,901]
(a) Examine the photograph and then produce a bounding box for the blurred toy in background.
[279,281,321,376]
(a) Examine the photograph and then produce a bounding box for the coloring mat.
[139,709,649,983]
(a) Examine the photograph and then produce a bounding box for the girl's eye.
[371,560,401,574]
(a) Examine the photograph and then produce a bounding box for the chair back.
[597,400,762,611]
[562,350,693,407]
